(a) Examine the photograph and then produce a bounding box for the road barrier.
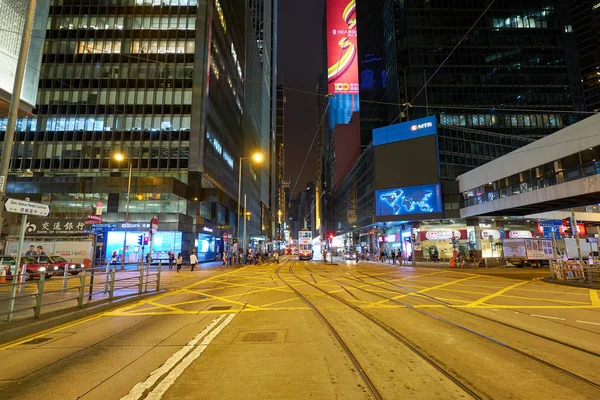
[549,260,600,284]
[0,263,162,322]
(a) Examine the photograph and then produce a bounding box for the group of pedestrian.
[378,249,403,265]
[25,245,46,256]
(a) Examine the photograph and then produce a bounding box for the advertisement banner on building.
[420,230,467,241]
[327,0,359,94]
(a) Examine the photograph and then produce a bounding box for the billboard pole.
[0,0,38,237]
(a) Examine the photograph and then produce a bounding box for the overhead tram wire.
[288,96,331,204]
[389,0,498,125]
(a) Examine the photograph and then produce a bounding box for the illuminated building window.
[215,0,226,33]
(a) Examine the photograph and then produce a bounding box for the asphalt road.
[1,258,599,399]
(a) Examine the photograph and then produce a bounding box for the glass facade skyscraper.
[0,0,272,260]
[386,0,586,180]
[571,0,600,112]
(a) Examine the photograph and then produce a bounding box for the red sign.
[420,230,467,241]
[150,216,158,235]
[223,232,229,240]
[327,0,359,94]
[537,223,586,235]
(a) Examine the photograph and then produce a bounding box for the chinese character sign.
[327,0,359,94]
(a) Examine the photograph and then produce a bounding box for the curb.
[0,290,166,345]
[541,277,600,290]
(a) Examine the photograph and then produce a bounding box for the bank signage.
[24,219,87,235]
[373,116,437,146]
[118,222,151,231]
[420,230,465,241]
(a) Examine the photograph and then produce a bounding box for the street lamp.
[113,152,133,269]
[237,152,263,257]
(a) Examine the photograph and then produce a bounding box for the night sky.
[278,0,325,196]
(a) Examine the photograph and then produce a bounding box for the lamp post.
[114,153,132,270]
[236,152,263,251]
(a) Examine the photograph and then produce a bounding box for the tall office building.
[249,0,277,243]
[383,0,586,180]
[571,0,600,112]
[275,85,284,240]
[0,0,270,262]
[0,0,49,116]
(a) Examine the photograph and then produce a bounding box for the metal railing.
[0,262,162,322]
[549,260,600,284]
[462,160,600,208]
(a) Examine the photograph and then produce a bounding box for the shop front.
[417,226,469,260]
[106,230,182,264]
[197,226,216,262]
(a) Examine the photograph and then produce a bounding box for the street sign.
[151,216,158,235]
[4,198,50,217]
[91,223,115,231]
[0,176,5,192]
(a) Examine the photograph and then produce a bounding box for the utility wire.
[390,0,498,125]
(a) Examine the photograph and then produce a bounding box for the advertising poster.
[327,0,359,94]
[525,239,554,260]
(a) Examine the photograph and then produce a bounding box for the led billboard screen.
[376,184,443,218]
[327,0,359,95]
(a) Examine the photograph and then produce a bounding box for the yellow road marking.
[590,290,600,306]
[0,314,104,351]
[375,275,480,305]
[466,280,529,307]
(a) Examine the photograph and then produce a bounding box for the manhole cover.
[241,332,277,343]
[208,306,232,311]
[22,337,53,345]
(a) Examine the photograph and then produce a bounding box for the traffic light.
[137,235,143,245]
[562,218,573,235]
[143,236,149,245]
[328,233,334,240]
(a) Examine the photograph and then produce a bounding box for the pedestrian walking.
[398,248,403,266]
[111,251,118,265]
[145,252,152,264]
[190,250,198,271]
[355,250,360,264]
[176,253,183,272]
[222,252,228,267]
[391,250,396,264]
[168,251,175,270]
[274,250,279,264]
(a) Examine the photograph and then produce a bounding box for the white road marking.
[145,313,236,399]
[121,314,228,400]
[530,314,565,321]
[576,320,600,326]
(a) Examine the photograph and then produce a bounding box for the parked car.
[34,255,83,276]
[0,255,60,280]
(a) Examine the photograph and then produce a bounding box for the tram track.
[277,261,483,399]
[274,261,385,400]
[309,263,600,391]
[354,269,600,354]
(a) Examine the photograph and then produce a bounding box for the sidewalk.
[0,261,224,344]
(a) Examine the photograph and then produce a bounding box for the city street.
[0,258,599,399]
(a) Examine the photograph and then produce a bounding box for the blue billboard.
[376,183,443,217]
[373,116,437,146]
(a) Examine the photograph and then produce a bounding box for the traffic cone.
[0,267,6,284]
[450,257,456,268]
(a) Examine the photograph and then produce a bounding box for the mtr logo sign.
[410,122,434,131]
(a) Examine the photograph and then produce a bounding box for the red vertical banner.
[327,0,359,94]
